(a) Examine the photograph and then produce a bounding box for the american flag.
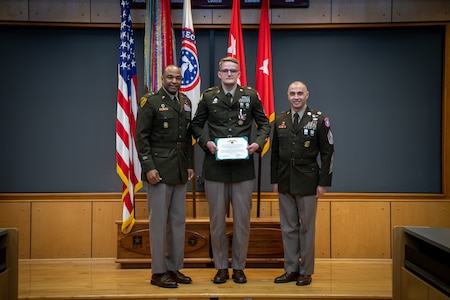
[116,0,142,234]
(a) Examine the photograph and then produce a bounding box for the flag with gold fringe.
[144,0,176,92]
[256,0,274,156]
[116,0,142,234]
[227,0,247,86]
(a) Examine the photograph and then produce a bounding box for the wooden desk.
[393,226,450,300]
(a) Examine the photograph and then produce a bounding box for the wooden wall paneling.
[392,0,450,22]
[0,0,28,21]
[271,200,280,218]
[134,198,149,219]
[271,0,331,24]
[90,0,120,23]
[31,201,92,258]
[316,201,331,258]
[171,9,213,25]
[331,201,391,258]
[195,200,210,218]
[0,202,31,259]
[133,194,212,219]
[92,201,122,258]
[130,6,146,24]
[250,200,272,218]
[391,201,450,228]
[211,8,261,25]
[331,0,391,23]
[29,0,90,23]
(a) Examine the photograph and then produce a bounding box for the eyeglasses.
[219,69,238,74]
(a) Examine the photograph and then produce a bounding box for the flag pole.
[180,0,201,218]
[257,154,262,218]
[255,0,274,220]
[191,145,196,218]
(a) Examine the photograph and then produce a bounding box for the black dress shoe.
[274,271,299,283]
[151,273,178,288]
[213,269,229,284]
[167,270,192,284]
[296,275,312,286]
[232,269,247,284]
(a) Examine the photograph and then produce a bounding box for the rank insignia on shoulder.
[140,97,147,108]
[324,116,331,128]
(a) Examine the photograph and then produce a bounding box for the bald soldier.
[271,81,334,286]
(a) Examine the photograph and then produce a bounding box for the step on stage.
[18,258,392,300]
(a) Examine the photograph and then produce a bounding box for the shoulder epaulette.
[203,86,219,93]
[139,91,156,108]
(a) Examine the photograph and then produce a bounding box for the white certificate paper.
[215,137,249,160]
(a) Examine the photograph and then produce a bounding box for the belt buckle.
[176,142,182,150]
[290,158,295,166]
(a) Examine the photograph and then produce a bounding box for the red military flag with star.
[227,0,247,86]
[255,0,274,156]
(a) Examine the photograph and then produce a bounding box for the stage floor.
[18,258,392,300]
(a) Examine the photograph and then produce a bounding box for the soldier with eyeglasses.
[190,57,270,284]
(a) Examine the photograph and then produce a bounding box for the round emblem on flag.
[180,47,200,90]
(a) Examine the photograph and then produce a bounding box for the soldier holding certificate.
[190,57,270,284]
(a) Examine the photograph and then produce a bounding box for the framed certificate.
[215,137,249,160]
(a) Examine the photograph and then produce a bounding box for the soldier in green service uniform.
[271,81,334,287]
[190,57,270,284]
[136,65,194,289]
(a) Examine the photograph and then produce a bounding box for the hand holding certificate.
[215,137,249,160]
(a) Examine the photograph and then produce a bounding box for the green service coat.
[190,85,271,182]
[136,88,193,185]
[270,106,334,195]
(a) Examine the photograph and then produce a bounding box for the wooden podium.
[116,218,284,268]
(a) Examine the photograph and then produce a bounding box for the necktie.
[293,112,300,132]
[226,93,232,103]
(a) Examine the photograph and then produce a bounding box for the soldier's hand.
[273,184,278,193]
[146,169,162,185]
[316,186,327,198]
[187,169,195,181]
[206,141,218,155]
[247,142,260,155]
